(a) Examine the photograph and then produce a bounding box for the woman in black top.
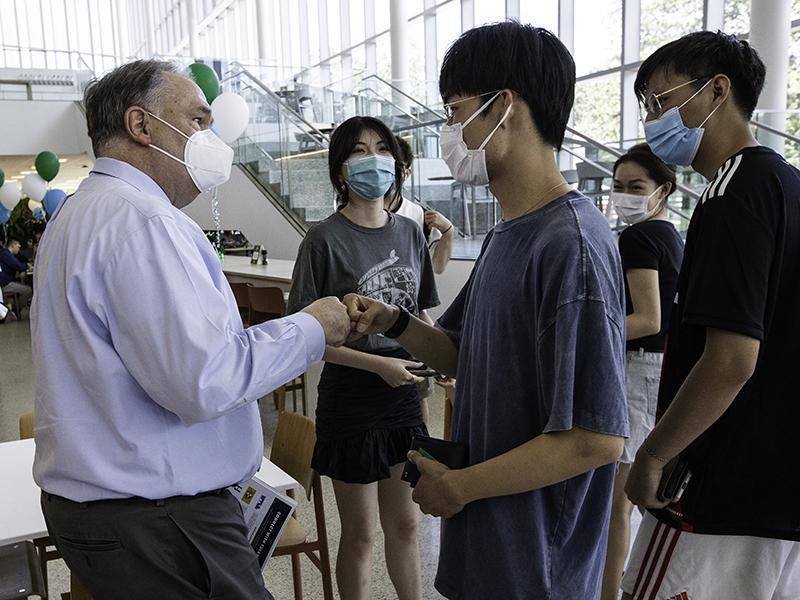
[601,144,684,600]
[288,116,439,600]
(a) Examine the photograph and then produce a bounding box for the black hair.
[84,59,179,156]
[395,135,414,169]
[439,20,575,150]
[328,116,404,210]
[6,238,21,247]
[634,31,766,120]
[613,143,677,198]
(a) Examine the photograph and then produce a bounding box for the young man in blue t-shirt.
[344,21,629,600]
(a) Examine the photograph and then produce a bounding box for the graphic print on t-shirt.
[357,249,417,312]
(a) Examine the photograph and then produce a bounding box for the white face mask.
[147,112,234,193]
[440,92,512,186]
[610,186,665,225]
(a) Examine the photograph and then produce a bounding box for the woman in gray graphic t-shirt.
[287,116,440,600]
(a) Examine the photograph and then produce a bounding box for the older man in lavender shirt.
[31,60,350,600]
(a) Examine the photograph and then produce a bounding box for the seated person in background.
[0,238,32,310]
[385,136,454,274]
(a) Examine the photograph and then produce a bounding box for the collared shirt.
[31,158,325,502]
[0,248,28,287]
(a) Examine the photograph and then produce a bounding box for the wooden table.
[0,438,299,599]
[221,256,295,293]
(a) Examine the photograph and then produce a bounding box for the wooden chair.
[4,292,22,320]
[270,413,333,600]
[0,541,46,600]
[229,282,252,327]
[248,287,308,416]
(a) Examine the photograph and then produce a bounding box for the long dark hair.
[613,143,677,201]
[328,116,404,210]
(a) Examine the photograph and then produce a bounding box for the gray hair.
[84,59,180,156]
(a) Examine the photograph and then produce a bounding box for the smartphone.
[657,457,692,503]
[406,364,439,377]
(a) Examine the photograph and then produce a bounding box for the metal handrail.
[361,74,446,120]
[749,119,800,146]
[225,61,332,144]
[353,87,442,138]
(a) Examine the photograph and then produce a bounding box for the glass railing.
[222,64,705,257]
[222,62,334,231]
[750,110,800,167]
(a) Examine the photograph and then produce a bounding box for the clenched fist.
[302,297,351,347]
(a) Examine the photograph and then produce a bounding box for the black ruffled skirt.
[312,349,427,484]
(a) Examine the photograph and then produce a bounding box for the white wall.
[182,166,304,260]
[0,101,91,156]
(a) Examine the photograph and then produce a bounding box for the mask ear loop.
[478,102,513,151]
[462,91,503,129]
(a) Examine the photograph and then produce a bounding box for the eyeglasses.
[442,90,505,121]
[639,77,712,122]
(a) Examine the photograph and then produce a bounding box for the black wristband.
[441,224,454,235]
[383,305,411,339]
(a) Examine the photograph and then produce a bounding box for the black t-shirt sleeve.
[618,226,659,271]
[683,193,774,340]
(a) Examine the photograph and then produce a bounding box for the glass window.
[474,0,505,26]
[408,16,425,101]
[436,0,460,74]
[784,28,800,165]
[308,0,321,65]
[640,0,703,60]
[375,0,390,32]
[376,31,391,80]
[290,0,301,67]
[574,0,621,77]
[573,73,621,144]
[351,0,365,45]
[723,0,750,35]
[520,0,558,32]
[327,0,341,53]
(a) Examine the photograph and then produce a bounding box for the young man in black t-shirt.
[622,32,800,600]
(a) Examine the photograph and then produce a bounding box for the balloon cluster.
[188,62,250,145]
[0,151,66,224]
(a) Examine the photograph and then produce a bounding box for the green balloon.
[35,151,60,182]
[0,168,4,188]
[188,62,220,104]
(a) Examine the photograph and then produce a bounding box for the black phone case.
[401,435,468,488]
[657,457,692,502]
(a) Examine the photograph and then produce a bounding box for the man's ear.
[125,106,153,147]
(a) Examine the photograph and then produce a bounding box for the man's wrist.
[439,223,454,236]
[383,304,410,338]
[638,441,672,465]
[446,466,476,506]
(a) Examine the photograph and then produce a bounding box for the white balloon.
[0,182,21,211]
[211,93,250,143]
[22,173,47,203]
[28,199,43,212]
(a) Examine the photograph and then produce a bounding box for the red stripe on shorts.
[648,528,682,600]
[632,521,667,599]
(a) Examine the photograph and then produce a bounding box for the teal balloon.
[188,62,220,104]
[0,203,10,225]
[0,168,4,188]
[35,151,60,182]
[43,188,66,215]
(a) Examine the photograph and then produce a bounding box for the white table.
[222,256,295,293]
[0,438,299,546]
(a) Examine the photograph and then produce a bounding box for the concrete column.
[621,0,641,148]
[389,0,410,112]
[187,0,199,58]
[703,0,724,31]
[749,0,791,154]
[557,0,575,170]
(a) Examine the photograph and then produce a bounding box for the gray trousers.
[2,281,32,307]
[41,490,274,600]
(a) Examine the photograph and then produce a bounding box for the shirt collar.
[90,157,172,206]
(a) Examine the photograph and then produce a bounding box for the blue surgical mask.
[644,79,723,167]
[346,154,396,201]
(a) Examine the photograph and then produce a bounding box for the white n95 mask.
[147,111,234,193]
[439,91,512,186]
